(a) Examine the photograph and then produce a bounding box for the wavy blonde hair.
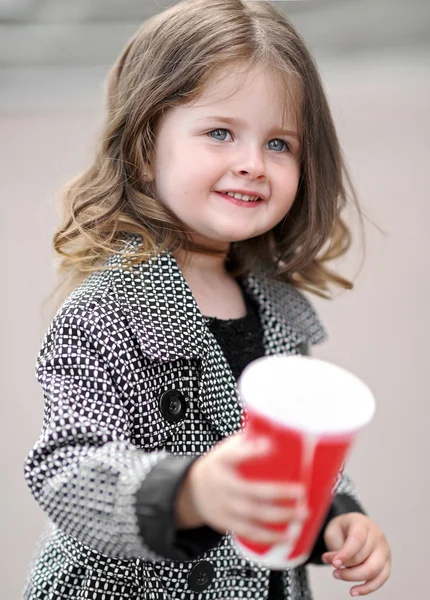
[53,0,363,307]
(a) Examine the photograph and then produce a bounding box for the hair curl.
[53,0,364,307]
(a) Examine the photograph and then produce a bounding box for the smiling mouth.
[215,192,264,207]
[223,192,261,202]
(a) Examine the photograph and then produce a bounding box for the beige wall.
[1,51,429,598]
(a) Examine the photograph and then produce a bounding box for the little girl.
[23,1,391,598]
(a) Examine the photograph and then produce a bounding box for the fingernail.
[297,506,309,519]
[257,438,270,452]
[333,559,342,568]
[333,570,341,579]
[297,486,306,498]
[351,592,359,597]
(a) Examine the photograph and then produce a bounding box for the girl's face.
[151,63,301,251]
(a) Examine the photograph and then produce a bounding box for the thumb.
[218,433,271,466]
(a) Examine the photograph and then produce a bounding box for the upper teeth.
[225,192,260,201]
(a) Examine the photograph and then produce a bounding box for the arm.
[24,308,221,561]
[135,454,223,558]
[305,469,366,565]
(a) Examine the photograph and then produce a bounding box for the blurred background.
[1,0,429,598]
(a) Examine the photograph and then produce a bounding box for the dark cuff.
[135,454,223,561]
[305,493,367,565]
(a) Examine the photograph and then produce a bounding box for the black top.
[204,287,265,379]
[205,287,285,599]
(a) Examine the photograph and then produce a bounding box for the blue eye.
[208,129,291,152]
[209,129,231,141]
[268,139,291,153]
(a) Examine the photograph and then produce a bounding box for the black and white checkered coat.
[23,236,359,600]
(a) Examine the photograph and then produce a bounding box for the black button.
[159,390,188,423]
[188,561,215,592]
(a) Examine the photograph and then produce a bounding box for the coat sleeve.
[300,342,367,565]
[305,467,366,565]
[24,307,220,561]
[135,457,224,559]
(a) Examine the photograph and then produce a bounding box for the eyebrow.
[196,115,299,139]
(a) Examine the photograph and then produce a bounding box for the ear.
[143,167,153,182]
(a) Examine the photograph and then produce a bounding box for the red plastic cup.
[234,355,375,569]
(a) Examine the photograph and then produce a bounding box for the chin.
[208,224,261,241]
[224,231,262,243]
[191,223,264,246]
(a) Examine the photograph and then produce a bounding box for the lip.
[217,189,267,202]
[214,191,264,208]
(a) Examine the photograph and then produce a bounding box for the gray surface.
[0,0,429,66]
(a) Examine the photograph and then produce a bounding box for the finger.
[219,436,306,500]
[324,524,347,557]
[230,519,294,545]
[322,551,337,564]
[337,536,374,568]
[220,435,271,465]
[238,479,306,502]
[221,471,304,512]
[229,497,309,525]
[333,551,388,582]
[323,547,369,568]
[349,562,391,596]
[332,527,368,568]
[221,473,306,522]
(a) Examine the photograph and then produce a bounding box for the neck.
[174,247,230,282]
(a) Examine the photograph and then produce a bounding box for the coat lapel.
[242,270,327,356]
[109,236,326,438]
[109,242,205,363]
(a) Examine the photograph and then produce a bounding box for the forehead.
[188,62,302,130]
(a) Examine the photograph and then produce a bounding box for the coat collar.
[108,236,326,437]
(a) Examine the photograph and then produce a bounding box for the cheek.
[274,165,300,211]
[289,172,301,200]
[278,163,300,195]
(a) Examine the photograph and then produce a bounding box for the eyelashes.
[208,128,292,153]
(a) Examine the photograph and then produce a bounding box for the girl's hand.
[322,512,391,597]
[183,432,308,543]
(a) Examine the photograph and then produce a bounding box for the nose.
[233,145,266,179]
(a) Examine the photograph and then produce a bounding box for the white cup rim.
[238,355,376,436]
